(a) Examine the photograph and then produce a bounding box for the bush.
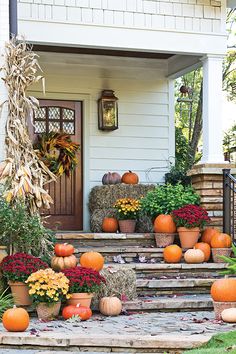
[140,183,200,219]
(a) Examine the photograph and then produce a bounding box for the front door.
[30,99,83,230]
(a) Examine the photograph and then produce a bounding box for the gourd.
[2,306,30,332]
[99,296,122,316]
[194,242,211,262]
[54,243,75,257]
[184,249,205,264]
[62,304,92,321]
[102,217,118,233]
[121,171,139,184]
[154,214,177,233]
[211,279,236,302]
[221,308,236,323]
[80,251,104,271]
[211,233,232,248]
[51,254,78,271]
[102,172,121,185]
[201,228,220,245]
[163,245,182,263]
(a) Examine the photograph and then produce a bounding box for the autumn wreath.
[34,132,80,177]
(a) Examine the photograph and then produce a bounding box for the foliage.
[113,198,140,220]
[0,289,14,319]
[223,123,236,160]
[172,204,210,229]
[0,253,48,282]
[140,184,200,219]
[63,267,106,294]
[0,198,55,258]
[220,243,236,275]
[26,268,70,304]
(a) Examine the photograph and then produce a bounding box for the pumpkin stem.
[76,303,81,308]
[129,170,132,173]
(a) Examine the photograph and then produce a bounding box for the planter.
[118,220,136,233]
[154,233,177,248]
[213,301,236,320]
[36,302,61,321]
[67,293,94,307]
[177,227,200,249]
[8,281,32,306]
[212,248,232,263]
[0,246,7,263]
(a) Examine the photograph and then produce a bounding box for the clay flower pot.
[178,227,200,249]
[118,220,136,233]
[8,281,32,306]
[212,248,232,263]
[0,246,7,263]
[213,301,236,320]
[67,293,94,307]
[36,302,61,321]
[154,233,177,248]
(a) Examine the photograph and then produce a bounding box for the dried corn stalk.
[0,38,56,213]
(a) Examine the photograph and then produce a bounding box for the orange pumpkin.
[102,217,118,233]
[121,171,139,184]
[194,242,211,262]
[51,254,78,271]
[62,304,92,321]
[201,228,220,245]
[80,251,104,271]
[163,245,182,263]
[2,306,30,332]
[154,214,177,233]
[211,233,232,248]
[211,278,236,302]
[54,243,74,257]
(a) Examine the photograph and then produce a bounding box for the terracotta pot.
[213,301,236,320]
[212,248,232,263]
[67,293,94,307]
[36,302,61,321]
[178,227,200,249]
[8,281,32,306]
[0,246,7,263]
[118,220,136,233]
[154,233,177,248]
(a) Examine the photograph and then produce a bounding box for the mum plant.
[0,253,48,283]
[63,267,106,294]
[26,268,70,304]
[113,198,140,220]
[172,204,210,229]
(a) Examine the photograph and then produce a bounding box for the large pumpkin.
[184,249,205,264]
[99,296,122,316]
[102,172,121,185]
[54,243,74,257]
[201,228,220,245]
[2,306,30,332]
[194,242,211,262]
[51,254,78,271]
[163,245,182,263]
[211,233,232,248]
[80,251,104,271]
[154,214,177,233]
[211,278,236,302]
[102,217,118,233]
[121,171,139,184]
[62,304,92,321]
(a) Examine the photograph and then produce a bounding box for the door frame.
[29,91,91,231]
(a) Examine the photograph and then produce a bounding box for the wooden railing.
[223,169,236,240]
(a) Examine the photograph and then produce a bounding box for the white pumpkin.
[184,249,205,264]
[99,296,122,316]
[221,308,236,323]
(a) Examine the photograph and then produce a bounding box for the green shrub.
[140,183,200,219]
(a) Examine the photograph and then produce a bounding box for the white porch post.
[200,55,225,164]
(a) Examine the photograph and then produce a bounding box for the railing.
[223,169,236,240]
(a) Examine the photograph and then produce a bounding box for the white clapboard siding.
[88,136,169,149]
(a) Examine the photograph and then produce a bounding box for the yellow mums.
[114,198,140,220]
[26,268,70,303]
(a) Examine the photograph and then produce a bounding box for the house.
[0,0,235,231]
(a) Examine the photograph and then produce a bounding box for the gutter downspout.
[9,0,18,37]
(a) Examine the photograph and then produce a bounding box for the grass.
[183,331,236,353]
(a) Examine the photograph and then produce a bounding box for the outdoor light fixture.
[98,90,118,131]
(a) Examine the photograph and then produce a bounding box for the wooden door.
[30,100,83,230]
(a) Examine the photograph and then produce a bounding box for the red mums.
[172,204,211,229]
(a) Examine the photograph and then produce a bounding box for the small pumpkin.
[102,217,118,233]
[51,254,78,271]
[163,245,182,263]
[211,233,232,248]
[184,249,205,264]
[221,308,236,323]
[2,306,30,332]
[154,214,177,233]
[194,242,211,262]
[80,251,104,271]
[121,171,139,184]
[99,296,122,316]
[54,243,74,257]
[201,227,220,245]
[62,304,92,321]
[102,172,121,185]
[211,278,236,302]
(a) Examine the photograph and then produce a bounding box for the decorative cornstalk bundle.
[0,38,56,213]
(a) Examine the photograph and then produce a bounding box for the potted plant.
[0,253,48,306]
[172,204,211,248]
[113,198,140,233]
[63,266,106,308]
[26,268,70,320]
[211,232,232,263]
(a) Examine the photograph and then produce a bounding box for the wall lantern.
[98,90,118,131]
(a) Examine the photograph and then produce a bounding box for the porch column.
[200,55,225,164]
